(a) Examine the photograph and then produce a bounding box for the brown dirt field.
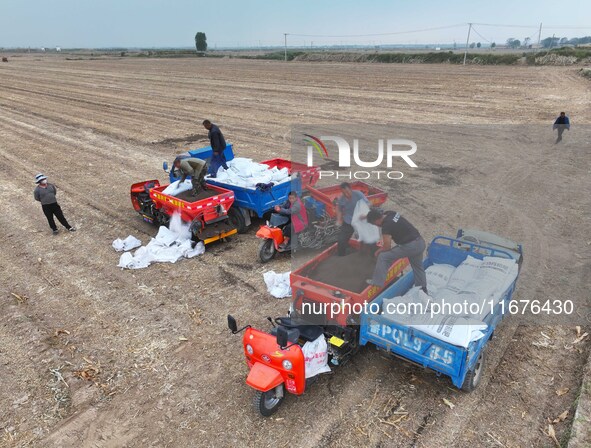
[0,55,590,448]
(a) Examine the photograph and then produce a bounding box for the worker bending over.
[365,209,427,292]
[173,155,208,196]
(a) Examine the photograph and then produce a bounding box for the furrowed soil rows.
[0,55,589,448]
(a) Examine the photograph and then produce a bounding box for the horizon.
[2,0,591,49]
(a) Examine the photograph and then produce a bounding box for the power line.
[474,22,591,30]
[286,24,466,38]
[470,26,493,43]
[473,23,540,29]
[543,26,591,30]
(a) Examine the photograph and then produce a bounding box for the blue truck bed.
[168,144,301,218]
[208,176,301,219]
[359,233,522,390]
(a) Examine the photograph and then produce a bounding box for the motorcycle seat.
[270,319,324,343]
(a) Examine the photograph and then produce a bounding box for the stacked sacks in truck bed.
[431,256,518,320]
[380,255,518,348]
[208,157,290,189]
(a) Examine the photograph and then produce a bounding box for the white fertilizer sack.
[425,264,456,295]
[208,157,290,190]
[409,314,488,348]
[302,335,331,378]
[351,200,380,244]
[162,179,193,196]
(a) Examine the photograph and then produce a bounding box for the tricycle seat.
[270,318,324,343]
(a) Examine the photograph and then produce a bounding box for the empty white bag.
[112,235,142,252]
[263,271,292,298]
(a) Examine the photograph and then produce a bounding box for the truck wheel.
[461,351,486,392]
[258,239,276,263]
[228,208,247,234]
[254,386,284,417]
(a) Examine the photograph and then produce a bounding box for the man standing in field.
[203,119,229,177]
[553,112,570,144]
[336,182,369,256]
[365,209,426,292]
[33,173,76,235]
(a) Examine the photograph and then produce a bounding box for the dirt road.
[0,56,589,448]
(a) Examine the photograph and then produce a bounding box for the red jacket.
[292,197,308,233]
[279,197,308,233]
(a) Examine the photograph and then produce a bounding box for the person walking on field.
[364,209,426,292]
[33,173,76,235]
[203,119,229,177]
[553,112,570,144]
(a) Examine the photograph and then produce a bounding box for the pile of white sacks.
[382,255,518,348]
[114,214,205,269]
[207,157,290,189]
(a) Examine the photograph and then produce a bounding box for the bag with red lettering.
[302,335,331,378]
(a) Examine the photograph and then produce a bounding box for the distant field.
[3,46,590,65]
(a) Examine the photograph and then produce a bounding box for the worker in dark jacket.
[203,119,229,177]
[33,173,76,235]
[553,112,570,143]
[365,209,426,292]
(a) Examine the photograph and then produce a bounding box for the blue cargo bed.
[359,233,522,390]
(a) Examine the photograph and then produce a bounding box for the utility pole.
[536,22,542,53]
[463,23,472,66]
[284,33,288,61]
[550,33,555,49]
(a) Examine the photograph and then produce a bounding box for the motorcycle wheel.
[258,239,276,263]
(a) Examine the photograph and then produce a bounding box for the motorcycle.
[256,209,340,263]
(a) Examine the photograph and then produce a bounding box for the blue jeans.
[208,153,229,177]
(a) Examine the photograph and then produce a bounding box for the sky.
[2,0,591,48]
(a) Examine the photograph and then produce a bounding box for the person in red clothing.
[273,191,308,250]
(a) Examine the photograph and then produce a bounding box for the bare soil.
[305,250,377,293]
[0,55,589,448]
[173,189,218,202]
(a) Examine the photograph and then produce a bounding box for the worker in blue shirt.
[553,112,570,144]
[335,182,369,256]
